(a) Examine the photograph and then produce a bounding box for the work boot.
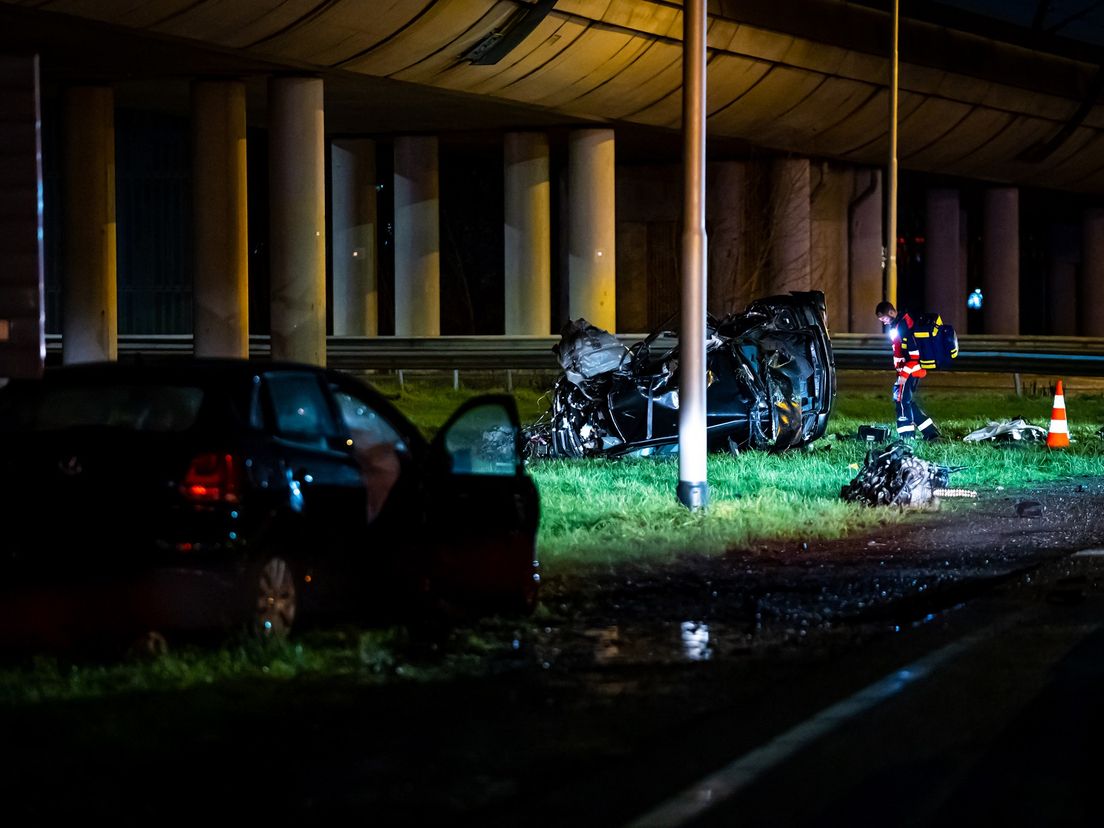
[918,418,940,441]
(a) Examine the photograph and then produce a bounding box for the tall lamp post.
[886,0,900,305]
[677,0,709,511]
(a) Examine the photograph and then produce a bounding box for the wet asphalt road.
[631,555,1104,827]
[3,482,1104,824]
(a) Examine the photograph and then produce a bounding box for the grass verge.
[2,379,1100,701]
[389,380,1104,569]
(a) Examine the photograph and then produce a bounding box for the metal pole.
[886,0,900,305]
[677,0,709,511]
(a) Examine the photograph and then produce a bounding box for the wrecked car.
[524,290,836,459]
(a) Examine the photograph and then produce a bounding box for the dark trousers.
[895,376,938,439]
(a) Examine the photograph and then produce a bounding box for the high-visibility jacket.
[889,313,927,380]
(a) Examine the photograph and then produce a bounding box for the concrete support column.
[504,132,550,335]
[0,55,44,379]
[768,158,811,295]
[62,86,117,364]
[706,161,747,317]
[925,188,964,329]
[269,77,326,365]
[810,163,849,333]
[393,135,440,336]
[192,80,248,357]
[615,223,648,331]
[982,188,1019,334]
[848,169,883,333]
[1084,208,1104,336]
[568,129,616,331]
[332,139,378,336]
[1048,222,1079,334]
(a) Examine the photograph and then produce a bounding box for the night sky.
[936,0,1104,44]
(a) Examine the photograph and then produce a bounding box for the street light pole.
[886,0,900,305]
[677,0,709,511]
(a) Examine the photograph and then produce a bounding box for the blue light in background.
[968,288,983,310]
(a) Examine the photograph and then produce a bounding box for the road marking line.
[626,619,1016,828]
[1072,548,1104,557]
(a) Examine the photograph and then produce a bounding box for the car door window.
[264,372,340,448]
[331,386,408,522]
[332,391,406,454]
[442,402,520,476]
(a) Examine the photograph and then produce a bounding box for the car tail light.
[181,452,241,504]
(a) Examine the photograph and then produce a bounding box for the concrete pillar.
[393,135,440,336]
[768,158,811,295]
[706,161,747,317]
[62,86,117,364]
[192,81,248,358]
[981,188,1019,334]
[268,76,326,365]
[1048,222,1079,334]
[615,223,648,331]
[810,163,849,333]
[959,203,970,334]
[925,188,964,328]
[332,139,378,337]
[848,169,883,333]
[616,163,679,332]
[1082,208,1104,336]
[568,129,616,331]
[0,55,44,379]
[504,132,550,335]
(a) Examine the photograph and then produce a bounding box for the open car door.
[424,394,541,616]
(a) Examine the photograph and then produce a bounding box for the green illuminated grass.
[389,380,1104,569]
[0,625,520,704]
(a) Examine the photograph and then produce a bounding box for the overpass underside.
[2,0,1103,375]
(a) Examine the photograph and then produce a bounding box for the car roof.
[37,357,318,383]
[14,358,428,448]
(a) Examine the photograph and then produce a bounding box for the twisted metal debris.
[840,442,974,509]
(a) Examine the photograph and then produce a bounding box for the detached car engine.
[524,290,836,459]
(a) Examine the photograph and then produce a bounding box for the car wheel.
[248,555,298,639]
[128,630,169,659]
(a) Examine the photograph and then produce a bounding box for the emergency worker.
[875,301,940,441]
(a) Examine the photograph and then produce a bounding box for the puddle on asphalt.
[583,621,743,665]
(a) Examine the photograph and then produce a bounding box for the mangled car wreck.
[524,290,836,459]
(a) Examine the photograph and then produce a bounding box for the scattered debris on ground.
[1015,500,1044,517]
[840,441,974,509]
[963,417,1048,442]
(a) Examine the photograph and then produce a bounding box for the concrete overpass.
[2,0,1104,376]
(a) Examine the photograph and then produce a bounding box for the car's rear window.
[0,383,205,432]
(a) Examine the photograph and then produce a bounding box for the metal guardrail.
[829,334,1104,375]
[43,332,1104,375]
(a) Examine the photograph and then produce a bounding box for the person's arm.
[889,325,907,401]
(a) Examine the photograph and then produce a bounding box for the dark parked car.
[525,290,836,458]
[0,359,540,650]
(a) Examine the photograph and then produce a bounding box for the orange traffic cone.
[1047,380,1070,448]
